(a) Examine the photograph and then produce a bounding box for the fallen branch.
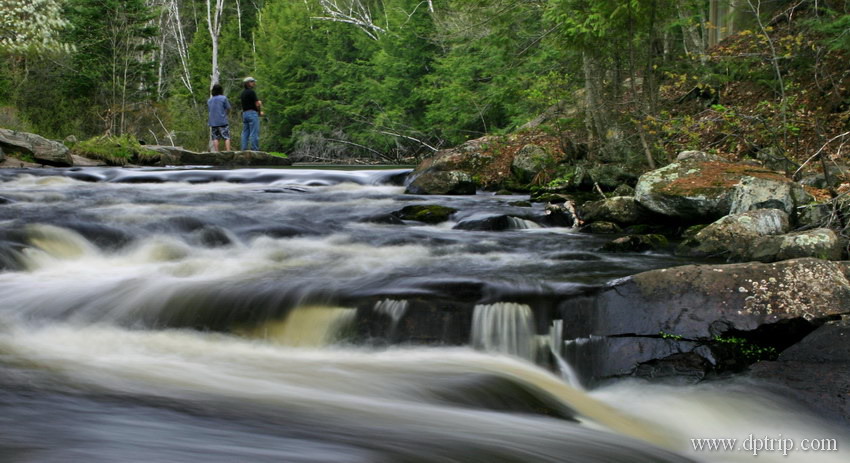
[793,130,850,180]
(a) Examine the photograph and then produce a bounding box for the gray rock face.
[0,128,73,166]
[634,162,734,221]
[729,175,812,217]
[559,258,850,388]
[511,144,551,183]
[749,228,845,262]
[749,319,850,424]
[686,209,790,259]
[561,258,850,340]
[578,196,653,226]
[634,160,795,222]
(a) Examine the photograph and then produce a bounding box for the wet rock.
[633,352,712,383]
[543,202,578,227]
[454,215,539,231]
[362,213,405,225]
[0,128,73,167]
[511,144,552,183]
[394,205,458,224]
[749,319,850,424]
[579,221,622,234]
[679,209,789,259]
[749,228,845,262]
[560,258,850,341]
[578,196,654,226]
[564,336,703,382]
[600,234,668,253]
[405,170,476,195]
[634,160,789,222]
[728,175,812,218]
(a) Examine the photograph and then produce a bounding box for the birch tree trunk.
[207,0,224,88]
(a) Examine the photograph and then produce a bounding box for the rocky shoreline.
[0,128,292,168]
[402,137,850,424]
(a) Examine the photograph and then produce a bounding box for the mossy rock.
[394,205,458,224]
[635,161,791,222]
[72,135,161,166]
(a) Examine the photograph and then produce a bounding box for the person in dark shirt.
[240,77,264,151]
[207,83,231,152]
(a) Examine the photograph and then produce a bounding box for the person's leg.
[212,139,219,151]
[241,114,252,150]
[249,112,260,151]
[222,125,231,151]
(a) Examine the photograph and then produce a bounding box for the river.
[0,167,845,462]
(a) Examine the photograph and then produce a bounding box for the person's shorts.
[210,125,231,140]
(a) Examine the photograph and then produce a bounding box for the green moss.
[268,151,288,158]
[396,205,458,224]
[713,336,778,362]
[71,134,161,166]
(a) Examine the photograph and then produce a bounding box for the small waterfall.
[373,299,409,336]
[549,320,583,388]
[471,302,536,361]
[238,305,356,347]
[506,217,542,230]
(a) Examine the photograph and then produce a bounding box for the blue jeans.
[241,111,260,151]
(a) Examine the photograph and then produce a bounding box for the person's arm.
[256,98,264,116]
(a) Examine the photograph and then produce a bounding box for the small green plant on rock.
[72,134,160,166]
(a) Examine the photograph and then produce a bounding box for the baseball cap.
[243,76,256,83]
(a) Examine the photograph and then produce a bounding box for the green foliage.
[713,335,778,362]
[72,134,160,165]
[659,331,684,340]
[0,0,74,54]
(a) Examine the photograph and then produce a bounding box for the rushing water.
[0,167,846,462]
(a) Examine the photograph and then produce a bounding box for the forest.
[2,0,850,168]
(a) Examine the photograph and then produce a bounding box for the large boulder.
[511,144,552,183]
[0,128,73,166]
[560,258,850,385]
[729,175,812,218]
[634,160,793,222]
[578,196,654,226]
[748,319,850,424]
[681,209,790,259]
[561,258,850,340]
[749,228,845,262]
[404,138,497,195]
[405,170,476,195]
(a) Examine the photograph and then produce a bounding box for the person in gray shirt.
[207,83,232,151]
